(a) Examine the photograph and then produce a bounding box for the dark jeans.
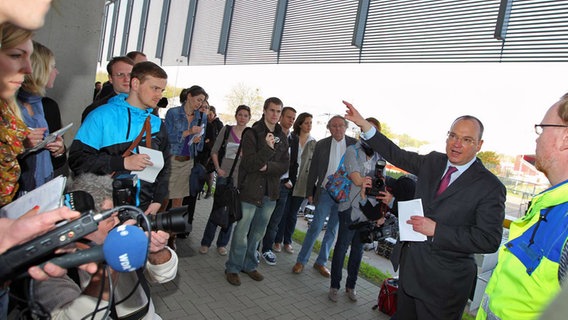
[0,288,8,320]
[275,195,304,245]
[261,181,291,253]
[200,177,233,247]
[330,208,364,290]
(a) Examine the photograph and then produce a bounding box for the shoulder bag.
[208,129,246,229]
[324,153,352,203]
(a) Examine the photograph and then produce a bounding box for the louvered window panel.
[362,0,503,62]
[101,0,568,65]
[278,0,362,64]
[500,0,568,62]
[188,1,226,65]
[223,0,280,64]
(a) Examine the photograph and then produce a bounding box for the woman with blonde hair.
[0,22,91,319]
[0,23,33,205]
[16,40,65,193]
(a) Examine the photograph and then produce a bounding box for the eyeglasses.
[534,124,568,135]
[447,132,477,146]
[113,72,131,78]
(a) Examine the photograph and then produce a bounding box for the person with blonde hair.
[0,22,96,318]
[0,22,33,205]
[17,40,65,193]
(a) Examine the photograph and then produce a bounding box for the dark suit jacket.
[286,133,299,186]
[365,131,506,316]
[306,135,357,204]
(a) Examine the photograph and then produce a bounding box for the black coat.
[237,120,289,206]
[364,130,506,318]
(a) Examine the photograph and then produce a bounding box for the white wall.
[34,0,106,144]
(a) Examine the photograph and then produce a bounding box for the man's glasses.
[447,132,477,146]
[113,72,131,78]
[534,124,568,135]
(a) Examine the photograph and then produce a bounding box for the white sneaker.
[328,288,339,302]
[346,288,357,301]
[262,250,277,265]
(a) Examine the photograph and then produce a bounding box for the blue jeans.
[331,208,364,290]
[261,182,291,252]
[275,196,304,245]
[201,177,233,247]
[296,188,339,267]
[0,288,8,320]
[201,220,233,248]
[225,197,276,273]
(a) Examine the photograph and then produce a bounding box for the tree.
[223,82,264,123]
[478,151,501,175]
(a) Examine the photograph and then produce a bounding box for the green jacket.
[478,180,568,320]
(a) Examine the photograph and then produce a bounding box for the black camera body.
[112,173,138,207]
[366,159,387,197]
[349,220,382,244]
[112,174,191,234]
[349,212,399,244]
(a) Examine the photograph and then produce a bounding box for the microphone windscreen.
[64,190,96,212]
[103,225,148,272]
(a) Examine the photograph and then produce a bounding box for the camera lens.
[150,207,191,234]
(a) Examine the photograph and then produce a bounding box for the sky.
[160,62,567,157]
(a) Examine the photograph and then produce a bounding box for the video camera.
[112,174,191,234]
[366,159,387,197]
[349,221,382,244]
[349,213,398,244]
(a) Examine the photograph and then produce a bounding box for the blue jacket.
[69,94,171,209]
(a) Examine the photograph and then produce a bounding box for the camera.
[349,213,399,244]
[349,221,382,244]
[366,159,387,197]
[112,174,191,234]
[113,174,139,207]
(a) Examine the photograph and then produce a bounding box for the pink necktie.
[436,166,457,197]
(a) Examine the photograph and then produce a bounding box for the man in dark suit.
[344,101,506,320]
[292,116,357,276]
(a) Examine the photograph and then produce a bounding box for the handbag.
[210,177,241,229]
[325,154,352,203]
[208,130,247,229]
[373,277,398,316]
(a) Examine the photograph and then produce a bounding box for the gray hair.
[67,173,113,212]
[327,115,348,129]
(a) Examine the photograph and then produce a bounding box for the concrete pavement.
[150,196,391,320]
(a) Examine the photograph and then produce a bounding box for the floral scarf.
[0,102,29,206]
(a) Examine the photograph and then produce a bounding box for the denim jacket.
[165,106,207,156]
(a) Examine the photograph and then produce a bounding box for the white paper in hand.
[0,175,66,219]
[398,198,427,242]
[136,146,164,183]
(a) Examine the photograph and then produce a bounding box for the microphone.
[0,205,146,283]
[39,225,149,273]
[103,224,148,272]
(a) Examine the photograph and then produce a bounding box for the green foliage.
[396,133,429,149]
[478,151,501,175]
[223,83,264,122]
[380,122,428,149]
[95,71,107,84]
